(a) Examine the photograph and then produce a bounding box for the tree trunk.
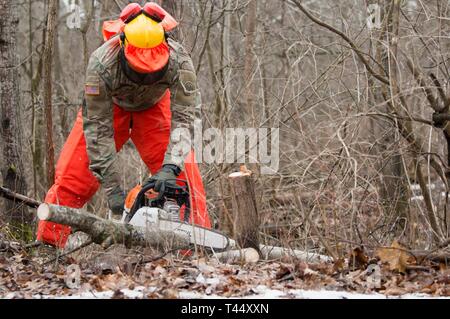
[228,167,260,251]
[80,0,95,72]
[243,0,258,124]
[219,0,231,128]
[53,0,70,142]
[0,0,31,227]
[370,0,409,230]
[42,0,57,188]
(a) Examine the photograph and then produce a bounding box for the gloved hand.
[107,186,126,216]
[145,164,181,192]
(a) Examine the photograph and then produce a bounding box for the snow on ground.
[27,285,448,300]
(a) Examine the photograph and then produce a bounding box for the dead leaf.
[173,278,188,288]
[163,288,179,299]
[229,276,245,286]
[89,276,105,291]
[154,266,167,276]
[376,241,414,273]
[275,265,294,281]
[198,262,215,274]
[112,289,125,299]
[383,287,407,296]
[332,258,345,273]
[14,272,32,285]
[349,247,369,270]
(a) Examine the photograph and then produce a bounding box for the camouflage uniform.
[83,36,200,197]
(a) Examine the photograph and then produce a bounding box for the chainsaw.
[119,179,234,251]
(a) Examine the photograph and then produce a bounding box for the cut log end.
[229,172,251,178]
[243,248,260,263]
[37,203,51,221]
[213,248,260,264]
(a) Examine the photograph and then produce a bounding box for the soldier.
[37,2,211,248]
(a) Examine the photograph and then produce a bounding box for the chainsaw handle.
[126,179,190,223]
[142,179,188,196]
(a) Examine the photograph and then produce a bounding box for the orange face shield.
[123,40,170,74]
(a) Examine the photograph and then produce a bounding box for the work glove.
[107,186,126,216]
[145,164,181,193]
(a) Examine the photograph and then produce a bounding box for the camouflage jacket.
[83,36,200,196]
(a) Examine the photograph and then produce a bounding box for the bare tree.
[243,0,258,124]
[0,0,30,228]
[42,0,58,188]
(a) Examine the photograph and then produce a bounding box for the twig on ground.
[42,239,94,266]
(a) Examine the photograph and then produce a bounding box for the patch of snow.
[410,183,436,191]
[33,285,448,299]
[196,274,206,285]
[35,286,152,299]
[180,286,447,300]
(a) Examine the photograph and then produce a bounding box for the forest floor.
[0,241,449,299]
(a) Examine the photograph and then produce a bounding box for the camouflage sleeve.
[164,47,201,171]
[82,57,121,196]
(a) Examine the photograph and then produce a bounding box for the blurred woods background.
[0,0,449,258]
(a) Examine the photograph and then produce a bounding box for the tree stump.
[228,166,260,252]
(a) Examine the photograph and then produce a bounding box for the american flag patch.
[85,84,100,96]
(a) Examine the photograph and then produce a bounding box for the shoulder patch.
[179,70,198,96]
[85,83,100,96]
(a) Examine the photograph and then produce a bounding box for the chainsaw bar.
[126,207,233,251]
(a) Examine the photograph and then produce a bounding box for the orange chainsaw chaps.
[37,92,211,248]
[181,151,211,228]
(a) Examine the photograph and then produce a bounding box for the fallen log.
[37,204,190,250]
[212,248,260,264]
[260,245,332,263]
[0,186,41,208]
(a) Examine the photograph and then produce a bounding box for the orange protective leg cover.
[37,91,210,248]
[130,91,211,228]
[37,112,102,247]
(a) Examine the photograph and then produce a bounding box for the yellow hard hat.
[124,14,165,49]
